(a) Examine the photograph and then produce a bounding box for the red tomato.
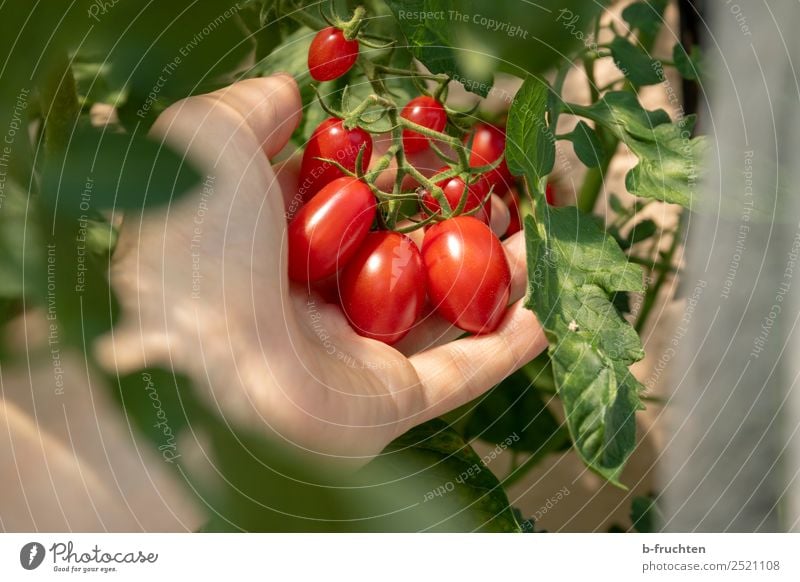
[307,27,359,82]
[545,182,556,206]
[504,189,522,236]
[299,118,373,203]
[467,123,514,196]
[401,96,447,154]
[338,232,426,344]
[419,168,491,225]
[422,216,511,334]
[287,177,376,283]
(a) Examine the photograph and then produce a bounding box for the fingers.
[202,75,302,158]
[407,300,547,425]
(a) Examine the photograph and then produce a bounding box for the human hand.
[98,75,547,466]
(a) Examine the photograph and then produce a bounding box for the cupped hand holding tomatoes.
[299,118,373,203]
[422,216,511,334]
[287,177,376,283]
[307,27,359,82]
[401,96,447,154]
[338,232,426,345]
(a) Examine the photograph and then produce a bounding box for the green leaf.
[569,120,604,168]
[523,208,645,486]
[673,43,703,81]
[506,76,555,182]
[248,26,314,81]
[365,420,521,531]
[609,36,663,87]
[88,1,252,102]
[575,92,708,207]
[41,127,201,216]
[0,181,41,299]
[383,0,492,97]
[631,495,661,532]
[621,0,669,49]
[199,418,521,532]
[465,370,569,454]
[626,218,658,247]
[113,368,195,458]
[458,0,606,80]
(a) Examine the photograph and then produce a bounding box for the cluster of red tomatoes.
[287,26,540,345]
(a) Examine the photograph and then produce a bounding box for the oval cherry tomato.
[299,118,373,203]
[338,232,426,344]
[401,96,447,154]
[422,216,511,334]
[288,177,376,283]
[307,27,359,82]
[420,168,491,225]
[467,123,514,196]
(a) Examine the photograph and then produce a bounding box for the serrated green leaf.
[383,0,492,97]
[523,208,645,486]
[506,76,555,182]
[610,36,663,86]
[673,42,703,81]
[459,0,606,80]
[621,0,668,49]
[569,120,604,168]
[464,370,569,455]
[576,92,707,207]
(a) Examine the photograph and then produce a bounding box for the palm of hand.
[100,76,545,464]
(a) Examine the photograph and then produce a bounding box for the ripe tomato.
[338,232,426,344]
[307,27,359,82]
[287,177,376,283]
[422,216,511,334]
[467,123,514,196]
[299,118,373,202]
[401,96,447,154]
[420,168,491,225]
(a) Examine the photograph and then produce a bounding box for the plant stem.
[635,217,683,333]
[282,0,326,30]
[39,52,80,156]
[502,432,569,489]
[576,145,615,214]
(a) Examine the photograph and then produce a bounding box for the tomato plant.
[8,0,708,533]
